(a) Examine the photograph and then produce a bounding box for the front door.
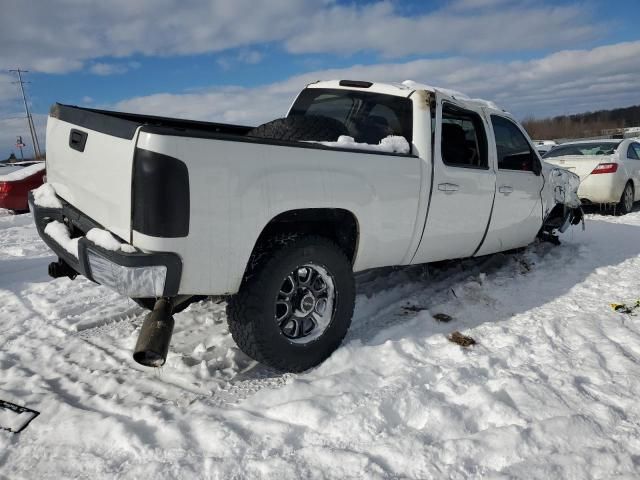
[476,115,544,256]
[411,100,496,264]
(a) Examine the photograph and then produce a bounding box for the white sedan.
[543,139,640,214]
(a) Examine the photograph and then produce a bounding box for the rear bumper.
[29,191,182,297]
[0,194,28,211]
[578,174,625,204]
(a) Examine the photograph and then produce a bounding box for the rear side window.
[440,104,488,169]
[491,116,538,172]
[628,144,640,160]
[289,88,413,145]
[634,144,640,159]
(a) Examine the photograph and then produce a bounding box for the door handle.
[438,183,459,193]
[499,185,513,195]
[69,129,88,152]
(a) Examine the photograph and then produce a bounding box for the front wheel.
[226,236,355,372]
[617,182,634,215]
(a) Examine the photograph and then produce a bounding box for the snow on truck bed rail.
[307,135,411,154]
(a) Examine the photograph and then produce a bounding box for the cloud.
[217,50,264,71]
[449,0,524,10]
[113,41,640,125]
[3,40,638,158]
[237,50,263,65]
[0,74,21,104]
[89,61,140,76]
[284,3,596,57]
[0,1,599,73]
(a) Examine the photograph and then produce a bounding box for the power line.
[9,69,42,159]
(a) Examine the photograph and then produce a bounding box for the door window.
[441,104,488,169]
[629,143,640,160]
[491,116,538,172]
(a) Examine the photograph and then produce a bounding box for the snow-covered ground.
[2,208,640,479]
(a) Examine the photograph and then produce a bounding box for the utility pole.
[9,69,42,159]
[16,136,25,160]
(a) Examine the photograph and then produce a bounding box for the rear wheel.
[617,182,634,215]
[226,236,355,372]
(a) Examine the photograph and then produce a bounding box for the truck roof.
[308,79,504,113]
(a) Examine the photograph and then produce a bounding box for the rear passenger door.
[412,100,496,263]
[475,115,544,256]
[626,143,640,201]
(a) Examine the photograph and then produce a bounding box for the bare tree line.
[522,104,640,140]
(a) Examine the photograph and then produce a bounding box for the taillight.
[0,182,12,194]
[591,163,618,174]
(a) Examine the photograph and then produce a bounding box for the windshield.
[289,88,413,145]
[543,141,621,158]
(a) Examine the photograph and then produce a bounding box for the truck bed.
[51,103,254,140]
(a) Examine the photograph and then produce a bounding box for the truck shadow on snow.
[345,217,640,349]
[187,215,640,394]
[0,255,55,292]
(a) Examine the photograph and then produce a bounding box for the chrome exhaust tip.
[133,298,175,367]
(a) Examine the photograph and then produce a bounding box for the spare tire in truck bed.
[247,115,349,142]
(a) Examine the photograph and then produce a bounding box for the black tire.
[246,115,349,142]
[132,295,207,314]
[226,236,355,372]
[616,182,634,215]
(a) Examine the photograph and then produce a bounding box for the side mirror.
[532,153,542,176]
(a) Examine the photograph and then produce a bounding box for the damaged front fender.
[548,167,581,209]
[540,165,584,238]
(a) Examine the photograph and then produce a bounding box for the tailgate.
[45,105,140,242]
[544,155,610,181]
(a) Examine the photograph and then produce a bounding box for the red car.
[0,161,46,212]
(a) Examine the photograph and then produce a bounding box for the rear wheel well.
[621,179,634,201]
[251,209,359,265]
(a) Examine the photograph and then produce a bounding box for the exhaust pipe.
[48,258,77,280]
[133,298,175,367]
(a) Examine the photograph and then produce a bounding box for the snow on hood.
[0,162,45,182]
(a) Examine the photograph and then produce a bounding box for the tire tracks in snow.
[69,245,550,409]
[195,248,541,408]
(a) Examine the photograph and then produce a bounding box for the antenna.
[9,69,42,159]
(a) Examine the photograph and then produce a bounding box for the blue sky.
[1,0,640,158]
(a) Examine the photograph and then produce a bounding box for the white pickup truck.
[30,79,582,372]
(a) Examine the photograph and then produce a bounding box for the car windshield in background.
[543,142,621,158]
[289,88,413,145]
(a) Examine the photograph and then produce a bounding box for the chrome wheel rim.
[624,185,634,211]
[275,264,335,344]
